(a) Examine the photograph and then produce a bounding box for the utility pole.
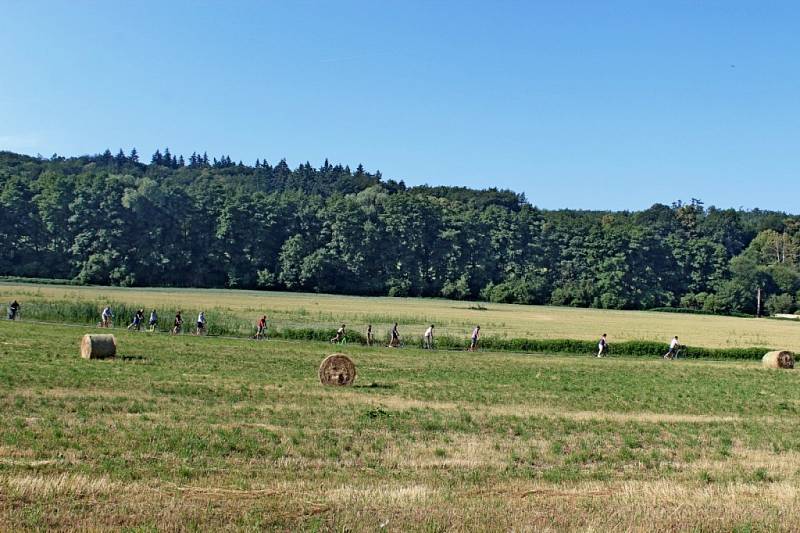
[756,286,762,318]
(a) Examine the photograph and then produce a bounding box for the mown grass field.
[2,319,800,530]
[2,282,800,350]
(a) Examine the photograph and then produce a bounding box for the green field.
[2,282,800,350]
[2,318,800,530]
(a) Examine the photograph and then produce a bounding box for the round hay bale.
[80,334,117,359]
[762,350,794,369]
[319,354,356,386]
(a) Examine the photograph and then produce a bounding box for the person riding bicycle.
[468,325,480,352]
[255,315,267,339]
[331,324,346,344]
[664,336,681,359]
[148,309,158,332]
[389,323,401,347]
[101,306,114,328]
[423,324,435,349]
[597,333,608,357]
[172,311,183,335]
[196,311,207,335]
[127,309,144,331]
[7,300,20,320]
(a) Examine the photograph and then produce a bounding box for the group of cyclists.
[330,322,482,351]
[98,306,207,335]
[7,298,683,357]
[597,333,683,359]
[95,308,485,350]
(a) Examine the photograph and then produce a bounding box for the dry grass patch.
[4,474,117,498]
[383,434,508,469]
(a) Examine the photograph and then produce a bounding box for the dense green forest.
[1,149,798,315]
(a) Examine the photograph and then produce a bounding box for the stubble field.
[2,314,800,530]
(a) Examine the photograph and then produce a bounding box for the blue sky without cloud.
[1,1,798,211]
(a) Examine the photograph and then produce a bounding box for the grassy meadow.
[2,282,800,350]
[2,319,800,530]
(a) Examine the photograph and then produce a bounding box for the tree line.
[1,149,799,315]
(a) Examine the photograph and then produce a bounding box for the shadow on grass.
[353,382,396,389]
[118,354,151,363]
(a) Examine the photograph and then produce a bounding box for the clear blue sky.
[1,1,798,211]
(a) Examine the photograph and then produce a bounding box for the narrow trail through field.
[2,317,770,365]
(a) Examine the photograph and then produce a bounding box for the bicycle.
[664,346,683,360]
[330,335,347,346]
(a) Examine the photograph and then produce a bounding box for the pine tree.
[202,152,209,166]
[255,158,261,168]
[115,149,126,165]
[163,148,172,167]
[151,149,163,165]
[129,148,139,162]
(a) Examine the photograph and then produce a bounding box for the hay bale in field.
[80,334,117,359]
[762,350,794,369]
[319,354,356,386]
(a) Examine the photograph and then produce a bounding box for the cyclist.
[331,324,346,344]
[597,333,608,357]
[468,325,480,352]
[101,306,114,328]
[127,309,144,331]
[423,324,435,349]
[196,311,207,335]
[7,300,20,320]
[664,336,681,359]
[389,323,401,348]
[255,315,267,339]
[172,311,183,335]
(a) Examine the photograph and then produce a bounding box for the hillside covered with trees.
[1,149,798,315]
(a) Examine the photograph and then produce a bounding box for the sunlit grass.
[2,320,800,529]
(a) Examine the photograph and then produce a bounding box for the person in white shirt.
[196,311,206,335]
[101,306,113,328]
[468,326,480,352]
[148,309,158,332]
[664,336,680,359]
[423,325,435,349]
